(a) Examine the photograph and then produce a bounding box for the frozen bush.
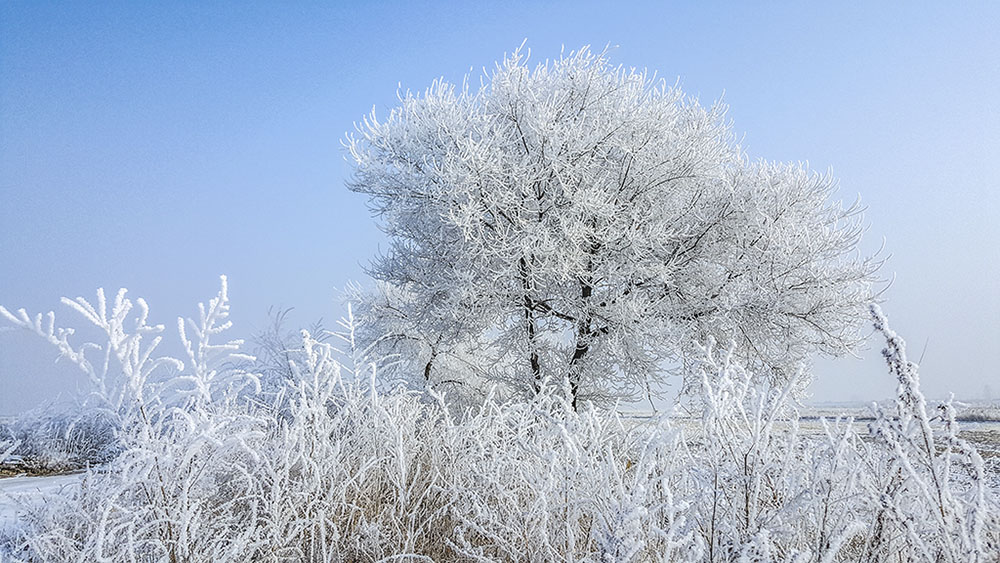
[0,405,119,474]
[1,281,997,562]
[0,437,18,466]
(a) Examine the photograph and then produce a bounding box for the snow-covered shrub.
[0,437,18,466]
[1,281,997,562]
[0,405,119,473]
[669,339,875,563]
[672,307,1000,562]
[856,304,997,562]
[247,306,331,397]
[1,277,263,560]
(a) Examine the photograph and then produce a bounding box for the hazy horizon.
[2,3,998,414]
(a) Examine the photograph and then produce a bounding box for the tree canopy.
[346,46,880,406]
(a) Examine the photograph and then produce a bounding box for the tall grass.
[1,283,997,561]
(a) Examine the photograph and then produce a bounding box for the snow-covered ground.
[0,473,81,533]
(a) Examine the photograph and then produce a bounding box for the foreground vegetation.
[0,279,997,562]
[0,407,118,478]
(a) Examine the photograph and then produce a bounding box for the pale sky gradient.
[2,2,998,413]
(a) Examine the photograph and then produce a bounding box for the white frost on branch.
[346,44,882,406]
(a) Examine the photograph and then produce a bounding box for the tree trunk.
[568,231,599,411]
[568,279,593,411]
[519,257,542,394]
[423,347,436,382]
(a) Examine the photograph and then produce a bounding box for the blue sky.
[2,2,998,413]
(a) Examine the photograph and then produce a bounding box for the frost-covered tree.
[346,281,494,399]
[346,45,881,407]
